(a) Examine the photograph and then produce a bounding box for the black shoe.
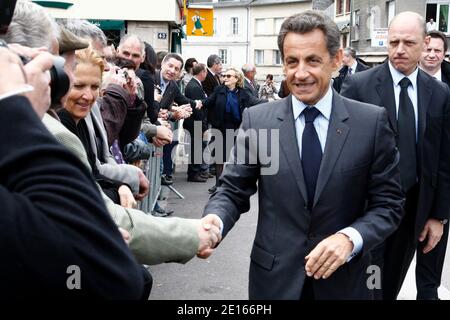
[153,206,174,216]
[188,175,207,182]
[208,185,217,194]
[200,172,214,179]
[161,175,173,186]
[151,210,168,217]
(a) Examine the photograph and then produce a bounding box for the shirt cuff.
[338,227,363,262]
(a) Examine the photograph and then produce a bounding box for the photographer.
[258,74,278,102]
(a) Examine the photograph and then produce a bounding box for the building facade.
[34,0,184,52]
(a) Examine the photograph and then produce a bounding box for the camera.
[0,0,69,106]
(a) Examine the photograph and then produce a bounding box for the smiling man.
[201,10,404,300]
[341,12,450,300]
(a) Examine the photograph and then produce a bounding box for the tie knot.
[303,106,321,123]
[399,77,411,89]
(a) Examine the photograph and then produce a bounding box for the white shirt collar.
[388,61,418,89]
[208,68,215,76]
[433,68,442,81]
[292,85,333,121]
[350,61,358,72]
[193,77,203,85]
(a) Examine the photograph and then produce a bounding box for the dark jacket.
[203,94,404,299]
[201,69,220,97]
[99,84,146,149]
[244,78,267,104]
[136,68,157,123]
[341,62,450,237]
[333,61,370,93]
[153,71,195,112]
[0,95,144,299]
[202,85,263,129]
[183,77,208,132]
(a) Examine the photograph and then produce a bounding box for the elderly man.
[332,47,369,92]
[341,12,450,300]
[242,63,267,104]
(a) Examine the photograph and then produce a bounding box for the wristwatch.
[440,219,449,225]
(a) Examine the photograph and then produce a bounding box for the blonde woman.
[201,67,263,193]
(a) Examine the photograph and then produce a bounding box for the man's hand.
[0,47,28,96]
[196,214,222,259]
[134,170,149,200]
[156,125,173,143]
[154,89,162,103]
[305,233,353,280]
[419,218,444,254]
[195,100,203,109]
[118,185,137,209]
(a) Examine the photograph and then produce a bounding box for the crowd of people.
[0,0,449,300]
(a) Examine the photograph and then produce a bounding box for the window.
[352,10,360,41]
[255,50,264,65]
[387,1,395,26]
[231,17,239,35]
[273,50,282,65]
[255,18,266,35]
[426,3,450,33]
[219,49,228,65]
[336,0,344,15]
[214,18,218,35]
[274,18,284,34]
[346,0,351,13]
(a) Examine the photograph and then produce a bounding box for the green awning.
[88,20,125,30]
[33,1,73,9]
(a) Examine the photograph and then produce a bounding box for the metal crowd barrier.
[138,145,163,214]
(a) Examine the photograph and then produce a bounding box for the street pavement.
[149,165,450,300]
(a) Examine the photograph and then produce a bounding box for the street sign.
[371,28,388,47]
[157,33,167,40]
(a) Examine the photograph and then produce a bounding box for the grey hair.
[60,19,107,47]
[241,63,256,74]
[277,10,340,60]
[343,47,356,59]
[1,0,59,50]
[207,54,221,68]
[118,34,145,55]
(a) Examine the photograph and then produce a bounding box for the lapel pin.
[336,129,342,134]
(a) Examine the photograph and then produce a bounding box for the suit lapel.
[278,97,308,203]
[416,70,432,165]
[314,93,350,207]
[375,63,398,133]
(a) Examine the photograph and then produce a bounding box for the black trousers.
[415,222,449,299]
[373,184,419,300]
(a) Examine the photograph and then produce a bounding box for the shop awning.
[88,19,125,30]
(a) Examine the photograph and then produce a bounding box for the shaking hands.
[196,214,222,259]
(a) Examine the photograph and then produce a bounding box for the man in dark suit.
[154,53,200,186]
[341,12,450,300]
[332,47,370,92]
[202,54,222,97]
[242,63,268,104]
[202,10,404,300]
[415,29,450,300]
[184,63,209,182]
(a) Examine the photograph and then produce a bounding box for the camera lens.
[49,56,70,105]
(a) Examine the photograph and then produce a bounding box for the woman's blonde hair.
[226,67,244,88]
[75,46,104,76]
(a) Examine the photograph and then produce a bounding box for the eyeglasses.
[223,74,236,78]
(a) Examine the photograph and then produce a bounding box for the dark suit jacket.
[203,93,404,299]
[202,69,220,97]
[202,85,263,129]
[183,77,208,132]
[153,70,195,111]
[341,62,450,237]
[441,60,450,87]
[0,96,144,298]
[244,78,268,104]
[333,61,370,93]
[136,68,157,123]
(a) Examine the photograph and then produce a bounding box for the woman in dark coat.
[202,67,263,193]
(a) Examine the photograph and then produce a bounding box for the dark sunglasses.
[223,74,236,78]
